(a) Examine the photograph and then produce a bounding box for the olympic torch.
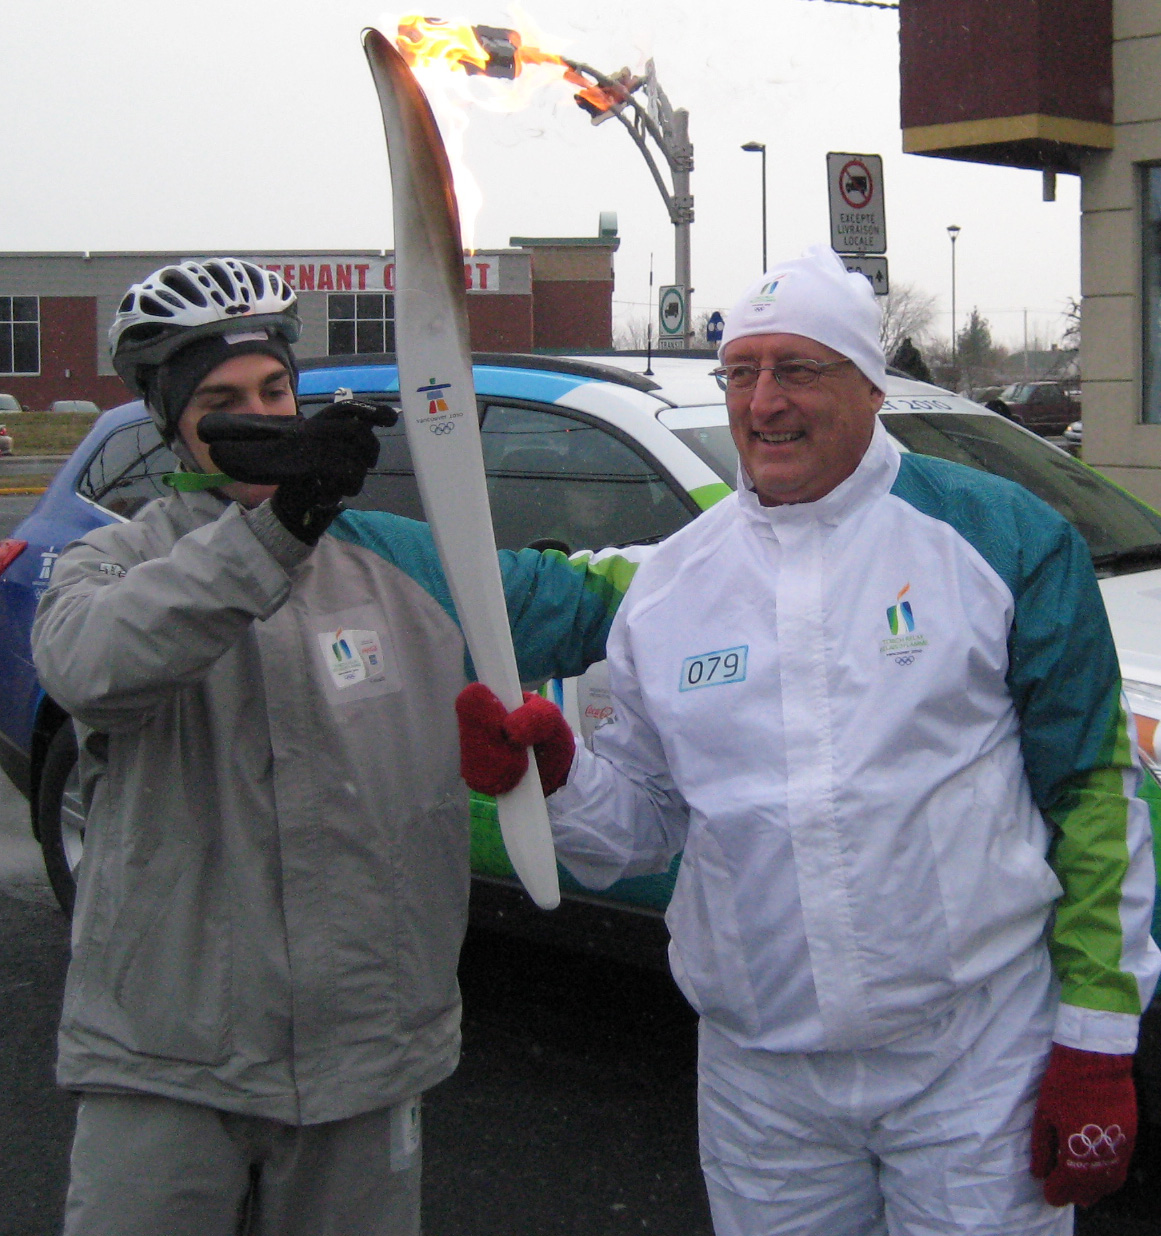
[362,28,560,910]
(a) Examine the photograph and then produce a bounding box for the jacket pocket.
[103,848,233,1066]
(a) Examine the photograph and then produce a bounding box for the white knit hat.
[718,244,886,391]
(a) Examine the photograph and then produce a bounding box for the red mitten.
[455,685,575,797]
[1030,1043,1136,1208]
[502,693,576,796]
[455,683,529,795]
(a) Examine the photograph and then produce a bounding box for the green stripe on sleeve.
[1046,703,1142,1016]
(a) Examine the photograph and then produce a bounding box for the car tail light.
[0,538,28,575]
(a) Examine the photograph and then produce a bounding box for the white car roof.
[568,353,995,418]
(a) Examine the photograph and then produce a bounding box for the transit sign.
[827,152,886,255]
[659,284,687,349]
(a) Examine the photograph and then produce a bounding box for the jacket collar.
[736,418,901,530]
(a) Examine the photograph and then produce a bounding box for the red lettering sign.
[475,262,489,290]
[383,263,395,290]
[298,264,315,291]
[336,264,352,291]
[317,265,334,291]
[354,264,370,291]
[282,265,296,289]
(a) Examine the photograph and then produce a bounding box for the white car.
[8,351,1161,920]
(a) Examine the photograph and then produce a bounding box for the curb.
[0,486,48,496]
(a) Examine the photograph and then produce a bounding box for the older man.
[458,246,1160,1235]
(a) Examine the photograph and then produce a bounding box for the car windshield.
[663,409,1161,573]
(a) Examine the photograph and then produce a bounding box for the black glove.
[197,401,396,544]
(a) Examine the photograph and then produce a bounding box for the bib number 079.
[680,645,748,692]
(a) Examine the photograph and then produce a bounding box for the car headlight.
[1122,679,1161,766]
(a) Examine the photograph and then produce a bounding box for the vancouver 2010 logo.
[886,583,914,634]
[417,378,451,414]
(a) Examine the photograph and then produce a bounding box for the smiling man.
[458,246,1160,1235]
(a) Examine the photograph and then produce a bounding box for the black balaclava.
[146,329,299,468]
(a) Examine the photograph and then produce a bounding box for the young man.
[32,258,630,1235]
[459,246,1160,1235]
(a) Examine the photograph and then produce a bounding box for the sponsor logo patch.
[880,583,927,665]
[318,627,388,690]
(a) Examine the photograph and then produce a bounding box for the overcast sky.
[1,0,1080,349]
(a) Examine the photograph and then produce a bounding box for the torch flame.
[396,16,490,73]
[382,14,643,248]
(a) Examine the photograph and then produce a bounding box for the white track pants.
[697,945,1073,1236]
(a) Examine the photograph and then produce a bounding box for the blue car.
[0,353,730,917]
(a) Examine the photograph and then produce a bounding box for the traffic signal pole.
[564,58,694,347]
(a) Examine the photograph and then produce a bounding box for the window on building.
[0,296,40,374]
[328,293,395,355]
[1143,167,1161,424]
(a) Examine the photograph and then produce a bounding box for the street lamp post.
[947,224,961,371]
[741,141,767,273]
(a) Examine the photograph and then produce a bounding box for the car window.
[77,419,177,518]
[332,399,694,553]
[884,412,1161,565]
[661,408,1161,568]
[479,404,693,552]
[668,424,737,483]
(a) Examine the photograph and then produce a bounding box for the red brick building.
[0,234,618,411]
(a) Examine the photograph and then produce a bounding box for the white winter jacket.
[549,423,1160,1056]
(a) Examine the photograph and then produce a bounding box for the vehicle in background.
[0,393,22,413]
[986,381,1079,436]
[1064,419,1083,446]
[48,400,101,415]
[0,425,11,456]
[3,353,1161,922]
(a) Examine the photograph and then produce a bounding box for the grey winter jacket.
[32,489,620,1123]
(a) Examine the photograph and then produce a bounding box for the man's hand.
[1030,1043,1136,1207]
[198,401,395,543]
[455,683,575,797]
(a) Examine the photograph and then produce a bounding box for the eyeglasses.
[710,358,854,392]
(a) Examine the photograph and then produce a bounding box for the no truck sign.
[827,153,886,255]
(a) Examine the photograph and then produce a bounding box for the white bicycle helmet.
[110,258,300,395]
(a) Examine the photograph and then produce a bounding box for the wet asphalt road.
[0,490,1158,1235]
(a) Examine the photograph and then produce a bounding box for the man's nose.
[749,370,790,415]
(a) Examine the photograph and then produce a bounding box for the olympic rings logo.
[1067,1124,1125,1161]
[428,422,455,435]
[894,655,914,666]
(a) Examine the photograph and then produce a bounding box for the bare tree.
[613,315,651,350]
[879,282,938,360]
[1062,297,1080,350]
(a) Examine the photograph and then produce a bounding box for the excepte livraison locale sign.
[826,153,886,256]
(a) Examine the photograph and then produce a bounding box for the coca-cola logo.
[584,705,614,720]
